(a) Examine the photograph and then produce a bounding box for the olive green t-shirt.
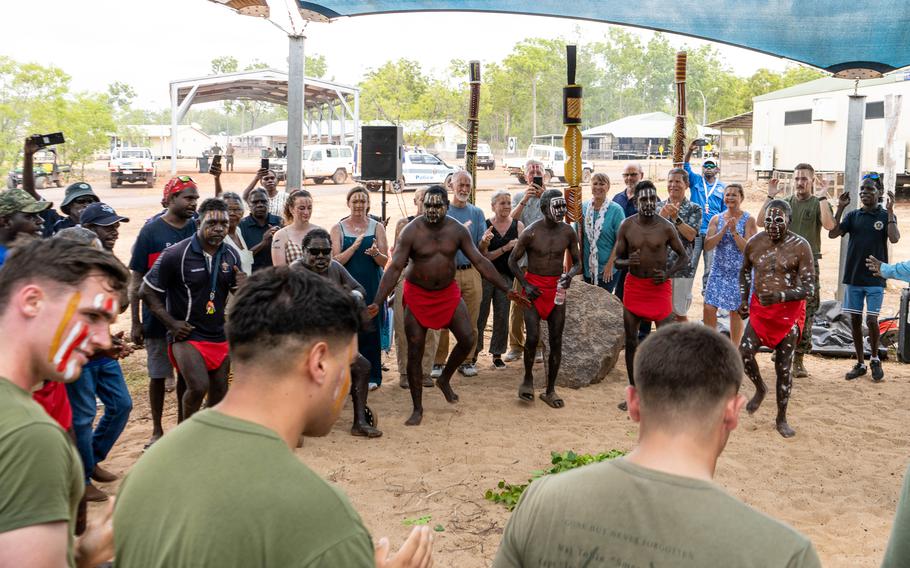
[883,464,910,567]
[0,377,83,567]
[113,409,374,567]
[493,458,821,568]
[786,195,823,258]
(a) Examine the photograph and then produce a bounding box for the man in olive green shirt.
[494,323,821,567]
[0,238,129,568]
[114,266,434,568]
[883,463,910,567]
[761,163,836,377]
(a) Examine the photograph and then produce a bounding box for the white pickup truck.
[504,144,593,185]
[109,147,156,188]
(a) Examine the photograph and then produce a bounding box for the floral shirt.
[658,197,702,279]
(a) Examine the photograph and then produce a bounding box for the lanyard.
[205,246,224,315]
[704,178,720,218]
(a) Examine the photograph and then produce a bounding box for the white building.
[751,74,910,175]
[582,111,716,160]
[119,124,213,159]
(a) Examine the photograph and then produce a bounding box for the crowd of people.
[2,132,910,567]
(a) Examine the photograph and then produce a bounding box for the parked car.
[476,143,495,170]
[7,149,70,189]
[270,144,354,185]
[504,144,594,184]
[392,151,459,192]
[109,147,156,188]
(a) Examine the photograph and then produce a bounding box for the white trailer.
[751,75,910,186]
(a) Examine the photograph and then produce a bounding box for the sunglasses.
[307,247,332,256]
[863,172,881,180]
[176,175,194,183]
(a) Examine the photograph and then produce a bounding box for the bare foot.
[436,378,459,403]
[746,389,766,414]
[351,422,383,438]
[518,382,534,402]
[405,409,423,426]
[617,400,627,411]
[776,420,796,438]
[143,433,162,450]
[539,391,564,409]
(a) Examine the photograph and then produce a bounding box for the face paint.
[548,197,567,221]
[49,292,81,365]
[330,342,354,417]
[423,195,446,224]
[637,188,658,217]
[765,207,788,241]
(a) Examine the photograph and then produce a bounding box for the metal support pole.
[328,103,334,143]
[836,94,866,302]
[317,105,324,143]
[353,91,361,174]
[170,84,179,175]
[287,34,306,190]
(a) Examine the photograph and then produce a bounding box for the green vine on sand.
[485,450,626,511]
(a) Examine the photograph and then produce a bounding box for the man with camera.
[684,141,727,290]
[243,164,287,217]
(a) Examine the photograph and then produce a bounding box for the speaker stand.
[381,180,388,225]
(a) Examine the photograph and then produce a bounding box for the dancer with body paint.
[508,189,581,408]
[738,199,815,438]
[613,180,689,411]
[0,238,129,568]
[368,185,528,426]
[140,198,245,421]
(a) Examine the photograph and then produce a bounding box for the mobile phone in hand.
[532,175,543,187]
[35,132,65,148]
[693,138,708,147]
[212,155,221,167]
[261,158,269,170]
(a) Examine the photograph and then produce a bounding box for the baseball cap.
[80,202,130,226]
[703,160,718,169]
[60,182,98,208]
[0,188,52,216]
[163,175,197,201]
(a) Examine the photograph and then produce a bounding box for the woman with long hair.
[271,189,319,266]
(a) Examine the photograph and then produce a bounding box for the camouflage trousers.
[797,256,821,355]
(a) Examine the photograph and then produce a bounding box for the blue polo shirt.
[446,203,486,267]
[838,206,890,287]
[612,191,638,218]
[129,217,197,338]
[239,214,282,272]
[684,162,726,234]
[143,235,240,343]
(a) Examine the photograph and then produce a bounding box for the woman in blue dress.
[703,184,757,346]
[330,187,389,389]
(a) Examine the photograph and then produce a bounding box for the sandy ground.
[58,158,910,567]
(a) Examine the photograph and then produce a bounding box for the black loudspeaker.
[361,126,402,181]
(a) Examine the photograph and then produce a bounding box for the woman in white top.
[221,192,254,274]
[271,189,321,266]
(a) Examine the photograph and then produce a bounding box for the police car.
[391,150,460,192]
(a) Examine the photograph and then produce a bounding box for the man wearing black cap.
[65,202,134,501]
[685,141,727,290]
[82,202,129,253]
[0,188,51,264]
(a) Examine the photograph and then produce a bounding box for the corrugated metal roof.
[752,74,910,103]
[582,112,675,138]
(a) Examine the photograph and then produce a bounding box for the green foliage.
[485,450,626,511]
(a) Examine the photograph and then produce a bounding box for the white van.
[271,144,354,185]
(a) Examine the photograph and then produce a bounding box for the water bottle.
[554,274,567,305]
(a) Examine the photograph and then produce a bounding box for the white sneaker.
[368,382,380,391]
[503,349,523,362]
[430,364,443,379]
[535,351,543,364]
[458,363,478,377]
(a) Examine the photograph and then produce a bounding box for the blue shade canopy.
[297,1,910,75]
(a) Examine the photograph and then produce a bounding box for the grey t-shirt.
[494,458,821,568]
[511,191,544,269]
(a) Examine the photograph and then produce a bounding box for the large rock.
[537,278,625,389]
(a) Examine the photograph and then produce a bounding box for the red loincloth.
[748,295,806,348]
[403,280,462,330]
[32,381,72,430]
[622,273,673,322]
[523,272,560,320]
[169,340,230,372]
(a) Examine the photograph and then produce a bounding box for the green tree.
[56,93,116,177]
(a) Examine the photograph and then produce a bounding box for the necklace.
[584,202,607,283]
